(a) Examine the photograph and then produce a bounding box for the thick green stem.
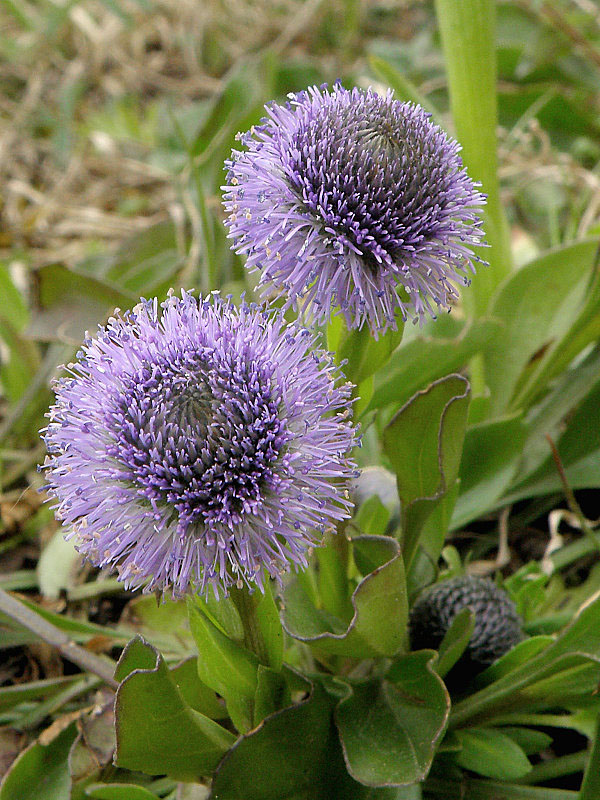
[230,584,272,667]
[435,0,512,318]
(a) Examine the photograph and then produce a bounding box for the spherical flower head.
[409,575,524,674]
[223,83,486,336]
[42,291,357,598]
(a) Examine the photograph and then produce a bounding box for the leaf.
[368,55,441,121]
[85,786,159,800]
[512,242,600,410]
[254,666,288,722]
[500,727,553,756]
[103,221,184,296]
[436,608,475,678]
[187,599,259,733]
[454,727,531,780]
[368,320,498,413]
[331,313,404,387]
[254,582,284,672]
[484,238,600,416]
[210,676,353,800]
[69,695,115,784]
[29,264,135,342]
[281,536,407,659]
[0,721,77,800]
[505,378,600,503]
[451,413,527,529]
[0,676,77,713]
[424,777,579,799]
[579,711,600,800]
[353,496,391,538]
[114,636,235,781]
[169,657,227,720]
[383,375,470,564]
[124,594,192,658]
[335,651,450,786]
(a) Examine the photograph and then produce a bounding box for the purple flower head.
[223,83,486,336]
[42,291,357,598]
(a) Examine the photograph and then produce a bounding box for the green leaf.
[195,594,244,642]
[124,594,192,658]
[368,320,498,414]
[281,536,407,658]
[85,786,159,800]
[513,343,600,483]
[28,264,135,342]
[424,777,578,799]
[436,607,475,678]
[451,413,527,529]
[0,262,28,330]
[254,665,289,722]
[187,598,259,733]
[454,727,531,780]
[169,657,227,720]
[332,314,404,387]
[512,242,600,410]
[210,676,355,800]
[103,221,183,296]
[335,651,450,786]
[500,727,553,756]
[484,238,599,416]
[579,711,600,800]
[410,479,460,588]
[383,375,470,565]
[505,378,600,503]
[0,721,77,800]
[368,55,441,121]
[353,495,391,538]
[0,676,77,713]
[114,636,235,780]
[254,582,284,672]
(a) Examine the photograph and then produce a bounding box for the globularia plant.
[224,83,485,335]
[3,52,600,797]
[43,291,357,598]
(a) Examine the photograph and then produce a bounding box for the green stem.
[230,584,271,666]
[435,0,512,318]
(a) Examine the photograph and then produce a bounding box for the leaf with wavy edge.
[114,636,234,781]
[383,374,470,566]
[281,536,407,659]
[336,651,450,787]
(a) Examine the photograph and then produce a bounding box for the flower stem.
[435,0,512,317]
[230,583,273,667]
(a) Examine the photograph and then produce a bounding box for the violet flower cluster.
[223,83,486,335]
[43,292,356,598]
[44,83,486,600]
